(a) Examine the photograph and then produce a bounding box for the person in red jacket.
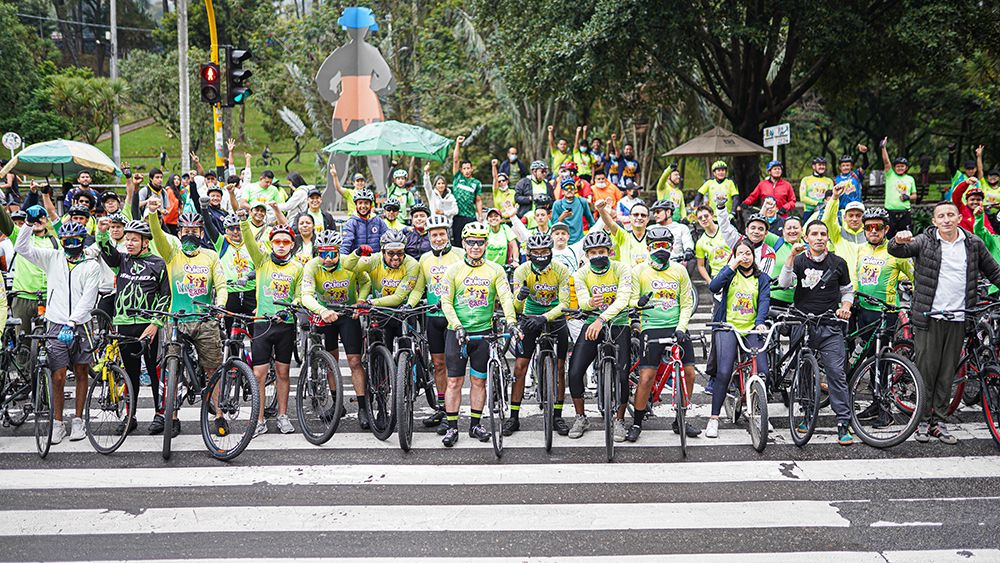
[951,176,990,233]
[742,160,796,216]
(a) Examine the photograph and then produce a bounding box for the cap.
[967,188,985,197]
[307,187,322,197]
[845,201,866,212]
[988,169,1000,177]
[352,173,366,182]
[551,222,570,233]
[250,198,269,209]
[964,160,977,169]
[497,172,509,180]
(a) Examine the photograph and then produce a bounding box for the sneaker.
[501,417,520,437]
[625,424,642,442]
[915,421,930,442]
[837,423,854,446]
[795,421,810,434]
[442,428,460,447]
[470,424,492,442]
[115,417,138,436]
[423,410,446,427]
[554,417,570,436]
[50,420,66,445]
[931,422,958,445]
[873,408,893,429]
[213,417,229,437]
[148,414,165,435]
[856,402,880,420]
[705,418,719,439]
[276,414,295,434]
[437,422,451,436]
[613,419,627,442]
[253,420,267,437]
[704,378,715,395]
[672,419,702,437]
[568,415,589,439]
[358,408,370,430]
[69,417,86,441]
[170,419,181,438]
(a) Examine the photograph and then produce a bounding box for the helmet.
[409,201,430,217]
[525,232,553,251]
[58,221,88,241]
[967,188,985,198]
[392,169,408,179]
[839,154,854,164]
[559,161,577,172]
[353,188,374,203]
[380,228,406,250]
[461,221,489,240]
[533,193,553,207]
[582,230,613,250]
[222,214,241,229]
[426,214,450,232]
[108,212,127,225]
[862,207,890,223]
[766,160,783,171]
[711,160,728,171]
[315,229,343,249]
[68,204,90,218]
[269,224,295,241]
[178,212,203,228]
[650,199,670,212]
[530,160,547,171]
[383,197,401,211]
[812,156,827,165]
[747,213,768,227]
[892,157,910,166]
[25,205,47,221]
[123,219,151,239]
[646,224,674,245]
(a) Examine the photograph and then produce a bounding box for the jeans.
[711,330,767,416]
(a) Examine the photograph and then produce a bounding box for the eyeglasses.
[318,250,339,259]
[384,250,405,257]
[649,240,672,250]
[864,224,886,232]
[631,212,648,218]
[464,239,486,247]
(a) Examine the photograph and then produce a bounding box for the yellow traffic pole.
[204,0,225,172]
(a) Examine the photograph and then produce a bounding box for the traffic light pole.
[204,0,225,174]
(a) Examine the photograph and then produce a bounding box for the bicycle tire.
[789,350,820,447]
[849,352,923,448]
[87,309,113,359]
[676,363,687,458]
[33,365,53,459]
[488,358,505,458]
[539,349,556,452]
[2,368,31,427]
[263,363,278,419]
[602,357,615,462]
[395,350,415,452]
[748,378,768,453]
[418,347,436,410]
[365,344,396,441]
[85,363,134,455]
[201,358,259,461]
[981,365,1000,448]
[161,356,180,461]
[297,349,342,446]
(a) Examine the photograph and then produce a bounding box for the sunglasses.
[318,250,339,259]
[464,239,486,247]
[649,240,672,250]
[271,238,293,247]
[864,224,886,232]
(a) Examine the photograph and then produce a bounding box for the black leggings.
[567,323,630,403]
[117,323,161,414]
[224,290,257,334]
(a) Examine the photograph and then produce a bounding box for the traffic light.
[199,63,221,104]
[225,46,252,107]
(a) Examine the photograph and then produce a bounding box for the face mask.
[498,183,509,191]
[589,255,610,272]
[650,249,671,268]
[64,246,84,260]
[560,171,571,179]
[596,181,607,188]
[181,234,201,254]
[529,254,552,273]
[580,146,588,153]
[508,154,517,162]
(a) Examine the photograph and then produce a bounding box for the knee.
[347,355,362,369]
[446,377,463,390]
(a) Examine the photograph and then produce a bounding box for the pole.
[177,0,190,172]
[773,145,778,162]
[204,0,225,174]
[109,0,120,166]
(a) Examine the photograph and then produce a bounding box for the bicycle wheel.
[539,349,556,452]
[297,349,342,446]
[849,352,923,448]
[395,350,415,452]
[418,347,436,409]
[789,351,820,447]
[982,366,1000,447]
[201,358,259,461]
[263,363,278,419]
[33,366,53,459]
[161,356,180,460]
[675,364,687,458]
[748,378,768,453]
[365,344,396,441]
[487,358,505,458]
[601,357,615,462]
[87,309,113,360]
[2,368,31,427]
[85,364,134,455]
[254,157,267,168]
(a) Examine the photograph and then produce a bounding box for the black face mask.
[181,234,201,254]
[650,249,672,269]
[589,255,610,272]
[270,251,292,266]
[64,246,84,260]
[529,254,552,273]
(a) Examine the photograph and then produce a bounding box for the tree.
[47,71,125,144]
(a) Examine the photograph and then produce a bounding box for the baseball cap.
[250,198,269,209]
[845,201,866,212]
[352,173,366,182]
[551,222,569,233]
[307,187,322,197]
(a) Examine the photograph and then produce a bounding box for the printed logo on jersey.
[859,255,886,287]
[429,264,449,296]
[460,275,492,308]
[231,251,251,276]
[651,279,679,310]
[713,246,729,262]
[177,264,210,298]
[267,272,293,300]
[591,283,618,310]
[322,278,350,304]
[895,182,909,196]
[530,281,558,306]
[802,267,824,289]
[732,291,755,315]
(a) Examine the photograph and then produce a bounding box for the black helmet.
[812,156,827,165]
[892,157,910,167]
[68,204,90,218]
[409,201,430,216]
[747,213,768,227]
[645,224,674,245]
[839,154,854,164]
[581,230,613,250]
[383,197,401,211]
[862,207,890,223]
[525,232,553,251]
[533,193,553,207]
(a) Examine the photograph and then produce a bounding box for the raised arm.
[880,137,891,173]
[976,145,985,180]
[595,198,619,235]
[452,136,465,175]
[240,219,265,267]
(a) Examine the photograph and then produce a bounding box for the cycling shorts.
[639,327,695,369]
[426,316,449,355]
[321,316,362,355]
[445,329,490,379]
[251,321,295,366]
[515,317,569,360]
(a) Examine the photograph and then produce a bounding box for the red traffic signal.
[200,63,221,104]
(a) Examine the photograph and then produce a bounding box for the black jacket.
[514,177,554,217]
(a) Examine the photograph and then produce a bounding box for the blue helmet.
[58,222,88,247]
[766,160,783,171]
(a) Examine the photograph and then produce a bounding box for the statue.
[316,6,396,210]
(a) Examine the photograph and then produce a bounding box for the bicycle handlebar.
[705,321,779,353]
[126,308,213,321]
[925,300,1000,320]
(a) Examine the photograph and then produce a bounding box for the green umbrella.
[322,120,453,162]
[0,138,120,178]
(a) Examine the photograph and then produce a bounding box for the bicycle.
[352,304,397,440]
[0,318,31,429]
[707,322,779,452]
[386,303,439,452]
[83,309,139,455]
[465,328,513,459]
[21,333,55,459]
[643,331,693,457]
[526,320,560,452]
[846,294,924,448]
[128,307,260,461]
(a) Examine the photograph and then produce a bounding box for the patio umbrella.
[322,120,453,162]
[0,138,120,178]
[663,126,770,158]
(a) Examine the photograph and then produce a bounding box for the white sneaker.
[705,418,719,439]
[276,414,295,434]
[568,415,589,439]
[50,420,66,445]
[613,419,627,442]
[69,417,86,441]
[253,420,267,438]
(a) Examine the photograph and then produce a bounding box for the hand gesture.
[96,216,110,233]
[727,254,741,270]
[456,135,466,145]
[423,162,431,173]
[836,305,852,320]
[146,197,161,213]
[969,176,979,186]
[791,242,807,256]
[858,144,868,153]
[715,194,728,207]
[611,133,617,141]
[225,182,236,193]
[558,209,573,221]
[200,196,210,207]
[491,159,499,167]
[833,182,846,197]
[880,137,888,148]
[595,198,607,211]
[547,125,554,133]
[576,126,582,135]
[236,209,249,221]
[974,205,984,217]
[268,201,280,210]
[29,180,38,192]
[977,145,985,158]
[133,172,144,184]
[244,153,252,162]
[894,230,914,245]
[226,138,236,152]
[189,151,200,163]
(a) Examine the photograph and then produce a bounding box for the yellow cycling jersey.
[342,252,420,307]
[301,257,371,315]
[440,259,516,332]
[573,260,634,326]
[512,261,571,321]
[407,248,465,317]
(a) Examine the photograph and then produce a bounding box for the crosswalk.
[2,299,999,561]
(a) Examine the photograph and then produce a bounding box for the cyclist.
[799,157,834,220]
[717,196,776,274]
[240,218,304,437]
[505,232,572,437]
[656,201,695,261]
[403,202,431,259]
[145,206,228,436]
[763,216,803,309]
[3,204,58,335]
[565,230,634,439]
[705,239,771,439]
[695,161,739,215]
[206,209,258,331]
[833,146,869,210]
[513,160,552,218]
[594,198,648,266]
[694,205,730,289]
[440,221,518,446]
[382,197,405,230]
[386,169,417,219]
[406,215,464,430]
[97,219,170,435]
[822,183,867,284]
[483,207,518,266]
[880,137,917,236]
[301,229,371,424]
[654,165,686,221]
[244,198,272,246]
[341,188,387,255]
[14,220,104,444]
[630,225,698,441]
[777,220,855,446]
[743,160,796,215]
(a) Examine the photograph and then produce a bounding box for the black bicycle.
[353,305,397,440]
[387,304,439,452]
[525,320,559,452]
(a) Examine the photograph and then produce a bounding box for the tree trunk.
[238,104,246,143]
